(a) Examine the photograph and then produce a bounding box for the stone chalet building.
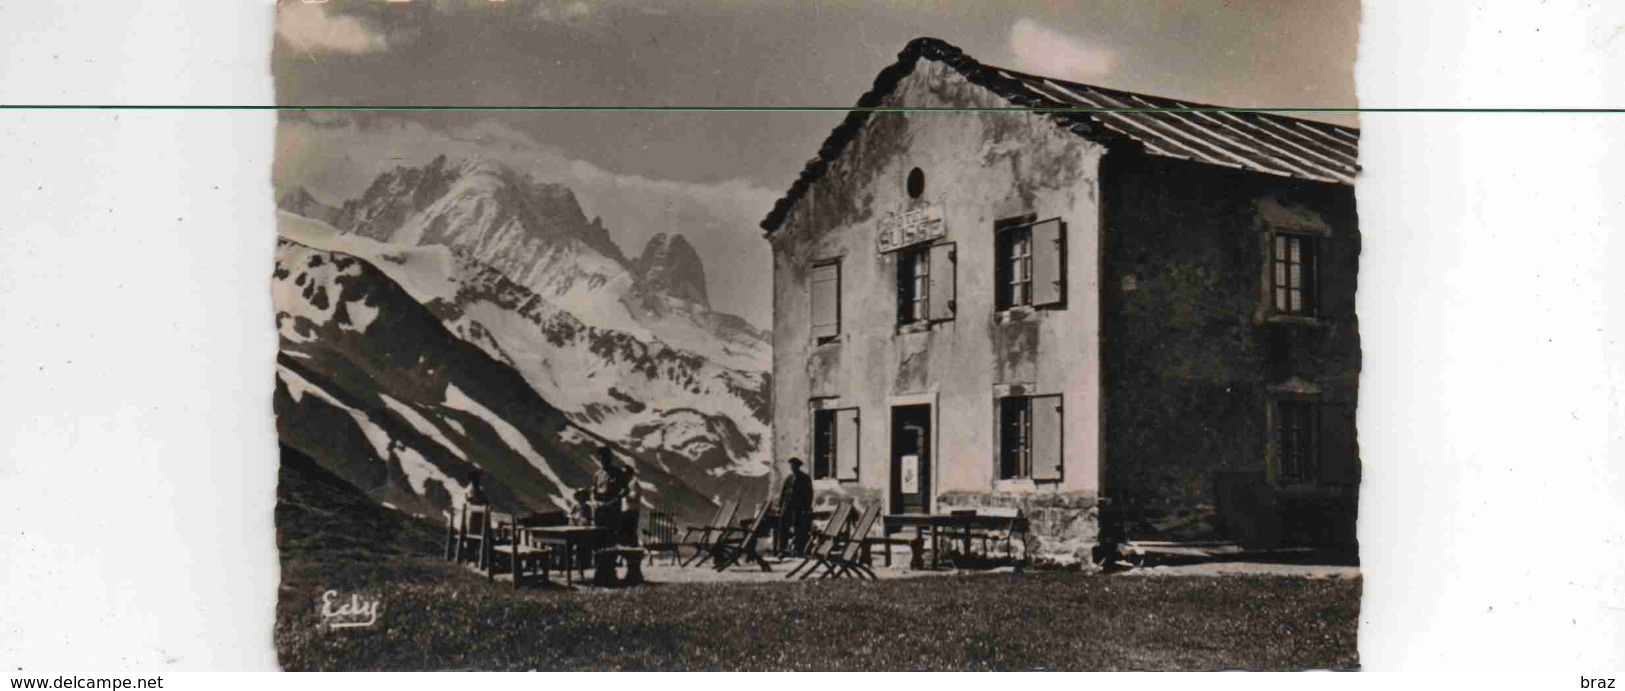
[760,38,1360,563]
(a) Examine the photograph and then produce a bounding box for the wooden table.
[882,513,1030,570]
[882,514,942,570]
[522,526,611,587]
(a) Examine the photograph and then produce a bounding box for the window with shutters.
[896,242,955,327]
[812,406,860,482]
[998,397,1032,479]
[998,394,1062,481]
[812,409,836,480]
[999,225,1033,309]
[897,246,929,326]
[996,217,1065,311]
[810,261,841,343]
[1270,232,1319,318]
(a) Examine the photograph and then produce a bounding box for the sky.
[272,0,1360,327]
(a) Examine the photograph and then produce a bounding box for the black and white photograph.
[269,0,1359,670]
[5,0,1625,682]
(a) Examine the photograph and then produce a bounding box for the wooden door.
[890,405,932,514]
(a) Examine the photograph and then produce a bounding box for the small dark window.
[896,245,931,325]
[812,409,837,480]
[812,407,859,481]
[1276,401,1318,483]
[1272,233,1319,317]
[906,167,925,199]
[999,397,1033,480]
[998,394,1063,481]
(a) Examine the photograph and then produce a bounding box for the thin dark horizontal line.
[0,105,1622,114]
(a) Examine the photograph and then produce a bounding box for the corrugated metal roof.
[1010,73,1358,185]
[761,37,1359,234]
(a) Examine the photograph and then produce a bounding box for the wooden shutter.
[928,242,956,321]
[1317,403,1358,486]
[836,408,860,481]
[1030,395,1064,480]
[1031,219,1065,307]
[810,263,840,339]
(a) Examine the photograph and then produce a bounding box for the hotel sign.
[876,205,946,253]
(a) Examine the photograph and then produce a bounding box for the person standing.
[590,447,626,536]
[617,463,642,547]
[777,457,814,556]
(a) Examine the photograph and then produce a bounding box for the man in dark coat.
[616,463,641,547]
[776,457,814,556]
[590,447,627,539]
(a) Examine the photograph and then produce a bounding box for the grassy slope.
[275,447,1360,671]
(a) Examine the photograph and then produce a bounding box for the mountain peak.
[636,233,709,308]
[332,156,626,264]
[276,185,339,224]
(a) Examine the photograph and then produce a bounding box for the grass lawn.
[274,447,1361,671]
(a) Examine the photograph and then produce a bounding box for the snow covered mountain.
[272,239,721,523]
[274,156,773,515]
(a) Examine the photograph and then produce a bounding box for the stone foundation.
[939,490,1099,567]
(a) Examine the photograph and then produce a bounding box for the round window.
[906,167,925,199]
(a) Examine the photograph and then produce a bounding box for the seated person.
[465,469,490,507]
[569,488,593,526]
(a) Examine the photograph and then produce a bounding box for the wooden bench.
[593,546,647,587]
[486,515,552,589]
[863,533,926,570]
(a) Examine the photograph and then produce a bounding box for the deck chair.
[678,498,739,567]
[819,504,884,578]
[814,503,882,580]
[711,501,774,572]
[641,510,681,565]
[785,499,854,579]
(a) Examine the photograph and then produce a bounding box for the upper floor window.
[1271,232,1319,317]
[896,242,956,326]
[996,217,1065,310]
[810,261,841,343]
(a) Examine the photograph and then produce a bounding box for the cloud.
[1009,17,1115,82]
[276,4,388,54]
[273,115,778,327]
[561,1,594,22]
[527,0,601,25]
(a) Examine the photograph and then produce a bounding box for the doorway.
[890,404,932,514]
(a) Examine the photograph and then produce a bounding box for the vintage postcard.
[270,0,1361,670]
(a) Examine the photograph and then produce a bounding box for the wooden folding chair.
[785,499,854,579]
[711,502,774,572]
[640,510,681,565]
[452,503,492,567]
[808,503,880,580]
[678,498,739,567]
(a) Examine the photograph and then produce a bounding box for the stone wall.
[1099,152,1361,547]
[938,490,1099,566]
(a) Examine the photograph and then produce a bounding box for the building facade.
[762,38,1360,563]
